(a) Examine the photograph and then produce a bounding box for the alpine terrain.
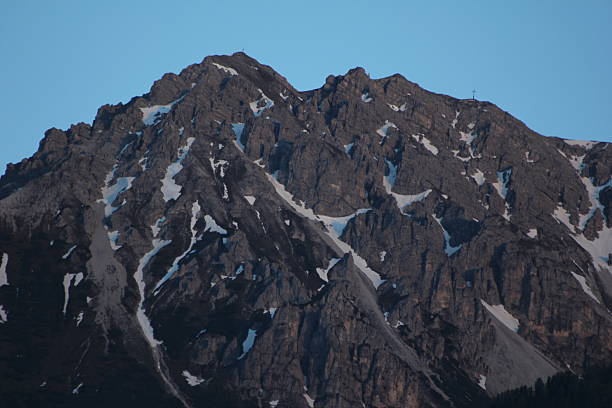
[0,52,610,408]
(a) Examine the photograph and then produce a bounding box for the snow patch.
[379,251,387,262]
[316,258,341,283]
[107,230,121,250]
[481,300,519,332]
[451,110,460,128]
[182,370,206,386]
[99,173,135,217]
[212,62,238,76]
[317,209,371,237]
[232,123,245,151]
[478,375,487,390]
[249,90,274,117]
[303,391,315,407]
[266,307,278,318]
[361,92,373,103]
[0,253,8,286]
[62,272,84,315]
[160,137,195,202]
[204,214,227,234]
[134,239,172,346]
[527,228,538,238]
[570,272,600,303]
[384,160,431,211]
[344,143,354,155]
[140,96,184,126]
[244,195,256,205]
[76,311,84,327]
[265,174,384,288]
[376,121,397,141]
[553,206,575,232]
[72,383,83,395]
[470,169,485,186]
[154,201,201,294]
[62,245,77,260]
[563,139,596,149]
[238,329,257,359]
[387,102,407,112]
[433,215,461,256]
[0,305,7,323]
[411,134,439,155]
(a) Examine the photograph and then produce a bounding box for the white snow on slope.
[265,174,384,288]
[72,383,83,395]
[249,90,274,117]
[411,134,439,155]
[344,143,354,155]
[98,164,135,217]
[303,392,315,408]
[100,176,135,217]
[553,206,574,231]
[570,272,600,303]
[151,217,166,238]
[316,258,341,283]
[459,129,477,145]
[154,201,201,294]
[451,110,460,129]
[527,228,538,238]
[0,253,8,286]
[244,195,256,205]
[140,96,184,126]
[384,160,432,211]
[563,139,596,149]
[76,311,84,327]
[232,123,246,151]
[577,178,611,231]
[481,300,519,332]
[478,375,487,390]
[376,121,397,141]
[493,169,512,199]
[387,102,407,112]
[209,158,228,177]
[204,215,227,234]
[317,209,371,236]
[361,92,373,103]
[62,272,84,315]
[212,62,238,76]
[0,305,7,323]
[470,169,486,186]
[553,180,612,275]
[134,239,172,346]
[161,137,195,202]
[107,230,121,250]
[238,329,257,359]
[432,215,461,256]
[182,370,205,386]
[62,245,77,260]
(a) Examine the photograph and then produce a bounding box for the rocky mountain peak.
[0,53,610,408]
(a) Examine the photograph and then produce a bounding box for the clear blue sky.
[1,1,610,173]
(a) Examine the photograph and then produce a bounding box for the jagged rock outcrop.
[0,52,610,407]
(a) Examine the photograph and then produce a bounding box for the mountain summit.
[0,52,610,407]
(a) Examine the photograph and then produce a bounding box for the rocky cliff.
[0,52,610,408]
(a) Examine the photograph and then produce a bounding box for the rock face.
[0,52,610,408]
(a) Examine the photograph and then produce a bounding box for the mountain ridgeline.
[0,52,610,408]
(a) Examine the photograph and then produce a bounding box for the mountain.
[0,52,610,408]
